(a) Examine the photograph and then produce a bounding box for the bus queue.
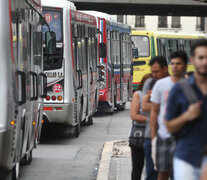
[0,0,206,179]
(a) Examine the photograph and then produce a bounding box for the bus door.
[17,7,33,159]
[87,26,93,117]
[81,24,89,119]
[75,24,85,121]
[119,32,124,104]
[31,18,43,146]
[88,27,97,115]
[115,31,121,105]
[110,30,115,106]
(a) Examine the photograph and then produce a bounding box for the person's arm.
[142,93,151,112]
[165,101,202,133]
[150,103,160,139]
[142,79,152,112]
[130,92,147,123]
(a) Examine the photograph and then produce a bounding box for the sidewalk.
[97,140,145,180]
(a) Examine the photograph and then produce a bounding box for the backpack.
[179,78,199,104]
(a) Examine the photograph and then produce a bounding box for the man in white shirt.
[150,51,188,180]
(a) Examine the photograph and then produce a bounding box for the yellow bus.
[131,31,205,90]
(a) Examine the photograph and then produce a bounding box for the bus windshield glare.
[131,35,150,58]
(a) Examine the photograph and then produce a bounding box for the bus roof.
[80,11,115,21]
[42,0,76,10]
[155,32,205,39]
[131,30,205,39]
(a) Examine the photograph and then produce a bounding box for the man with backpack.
[142,56,169,180]
[165,40,207,180]
[150,51,188,180]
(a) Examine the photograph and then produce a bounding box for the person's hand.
[151,136,157,170]
[184,101,202,121]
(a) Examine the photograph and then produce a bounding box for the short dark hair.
[170,50,188,65]
[149,56,168,68]
[191,39,207,56]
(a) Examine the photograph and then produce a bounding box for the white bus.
[0,0,55,179]
[42,0,99,137]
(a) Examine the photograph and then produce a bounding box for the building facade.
[114,15,206,34]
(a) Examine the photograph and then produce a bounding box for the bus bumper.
[99,89,107,101]
[43,103,75,126]
[0,129,14,170]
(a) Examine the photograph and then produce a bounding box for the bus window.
[88,27,93,68]
[107,29,111,63]
[179,39,185,50]
[171,39,178,52]
[157,39,162,56]
[122,33,126,64]
[112,31,116,64]
[72,23,77,71]
[184,40,191,60]
[92,28,96,70]
[116,32,120,64]
[131,35,150,57]
[168,40,173,54]
[160,39,168,62]
[43,10,63,42]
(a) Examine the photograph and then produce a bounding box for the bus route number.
[44,14,52,23]
[53,84,62,93]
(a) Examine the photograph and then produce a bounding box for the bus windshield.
[131,35,150,58]
[43,10,62,42]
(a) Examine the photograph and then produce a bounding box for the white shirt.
[150,76,174,139]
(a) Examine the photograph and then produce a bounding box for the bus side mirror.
[45,31,56,55]
[132,48,139,59]
[99,43,106,58]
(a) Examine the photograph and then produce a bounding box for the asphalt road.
[19,103,131,180]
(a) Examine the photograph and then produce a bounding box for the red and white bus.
[42,0,99,137]
[94,12,133,113]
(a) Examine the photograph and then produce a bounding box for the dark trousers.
[130,146,145,180]
[143,138,157,180]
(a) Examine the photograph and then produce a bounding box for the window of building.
[196,17,205,31]
[117,15,123,23]
[158,16,168,28]
[171,16,181,28]
[135,16,145,27]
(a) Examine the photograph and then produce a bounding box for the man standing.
[142,56,169,180]
[165,40,207,180]
[150,51,188,180]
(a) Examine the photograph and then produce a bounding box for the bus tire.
[114,84,117,107]
[75,124,80,138]
[20,150,32,165]
[86,115,93,126]
[75,116,81,138]
[117,103,126,111]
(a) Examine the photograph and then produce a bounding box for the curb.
[96,141,115,180]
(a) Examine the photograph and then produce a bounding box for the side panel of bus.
[0,0,44,178]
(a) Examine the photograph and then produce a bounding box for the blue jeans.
[143,138,157,180]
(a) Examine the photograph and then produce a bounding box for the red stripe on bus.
[133,82,140,84]
[70,10,76,77]
[43,107,53,111]
[9,0,15,65]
